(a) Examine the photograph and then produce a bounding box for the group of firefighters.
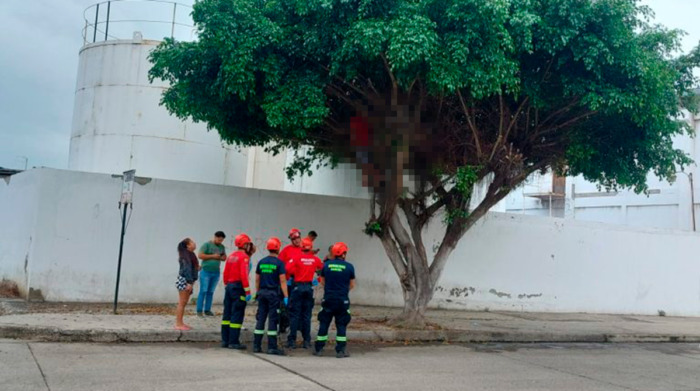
[220,228,355,358]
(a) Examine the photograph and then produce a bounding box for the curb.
[2,324,699,344]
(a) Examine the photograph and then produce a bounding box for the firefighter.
[253,237,289,355]
[279,228,304,266]
[278,228,304,333]
[314,242,355,358]
[221,233,254,350]
[286,237,323,349]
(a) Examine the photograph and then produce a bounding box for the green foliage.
[149,0,700,197]
[363,220,383,237]
[454,166,482,198]
[444,208,470,226]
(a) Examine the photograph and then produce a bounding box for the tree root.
[388,310,429,329]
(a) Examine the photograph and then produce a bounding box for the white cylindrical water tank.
[68,34,248,186]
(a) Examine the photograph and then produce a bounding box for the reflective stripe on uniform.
[267,331,278,336]
[230,323,242,329]
[221,320,231,326]
[254,329,265,335]
[316,335,328,341]
[239,296,246,301]
[336,336,347,342]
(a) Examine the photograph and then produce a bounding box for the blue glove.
[287,279,293,286]
[283,297,289,306]
[312,279,319,287]
[245,294,252,302]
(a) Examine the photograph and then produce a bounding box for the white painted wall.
[68,37,249,186]
[2,169,700,316]
[0,174,41,297]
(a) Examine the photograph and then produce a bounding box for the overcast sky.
[0,0,698,170]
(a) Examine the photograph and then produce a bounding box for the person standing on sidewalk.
[175,238,199,331]
[286,237,324,349]
[221,233,253,350]
[278,228,304,333]
[314,242,355,358]
[279,228,304,266]
[197,231,227,317]
[253,237,289,355]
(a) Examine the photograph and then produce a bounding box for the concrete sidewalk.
[1,301,699,344]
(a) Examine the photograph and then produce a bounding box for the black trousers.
[315,298,351,352]
[221,283,246,346]
[254,289,280,349]
[278,287,291,334]
[288,283,314,343]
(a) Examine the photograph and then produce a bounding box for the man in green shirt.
[196,231,227,316]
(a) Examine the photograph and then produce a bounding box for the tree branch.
[457,90,483,158]
[399,200,428,269]
[503,97,530,144]
[381,53,399,104]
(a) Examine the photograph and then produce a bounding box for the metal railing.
[82,0,195,45]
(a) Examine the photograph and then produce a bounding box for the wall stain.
[28,288,44,302]
[435,286,476,298]
[489,288,511,298]
[517,293,543,299]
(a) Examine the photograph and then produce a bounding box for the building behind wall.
[68,1,372,199]
[506,109,700,231]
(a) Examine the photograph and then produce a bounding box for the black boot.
[253,334,263,353]
[302,340,310,349]
[220,325,230,348]
[336,349,350,358]
[286,339,296,349]
[313,341,325,356]
[228,328,247,350]
[267,336,285,355]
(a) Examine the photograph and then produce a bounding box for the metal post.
[105,1,111,41]
[113,203,128,314]
[690,173,696,232]
[93,3,100,43]
[171,3,177,38]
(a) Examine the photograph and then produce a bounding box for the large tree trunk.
[377,206,461,329]
[374,178,511,329]
[389,249,455,328]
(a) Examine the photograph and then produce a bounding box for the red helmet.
[301,237,313,251]
[288,228,301,240]
[234,233,252,248]
[266,237,282,252]
[331,242,348,257]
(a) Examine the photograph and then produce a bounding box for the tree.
[150,0,700,327]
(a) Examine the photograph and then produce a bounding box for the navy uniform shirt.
[320,258,355,300]
[256,256,286,290]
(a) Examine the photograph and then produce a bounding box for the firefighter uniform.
[278,228,304,333]
[221,234,252,350]
[314,242,355,358]
[254,251,287,355]
[287,238,324,349]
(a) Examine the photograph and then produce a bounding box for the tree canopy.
[150,0,700,324]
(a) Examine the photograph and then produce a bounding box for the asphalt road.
[2,340,699,391]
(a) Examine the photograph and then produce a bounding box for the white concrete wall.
[0,174,42,297]
[69,37,249,186]
[3,168,700,316]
